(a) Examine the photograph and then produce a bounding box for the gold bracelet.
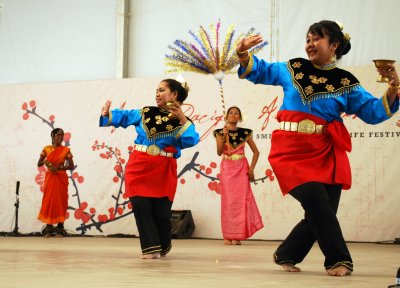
[236,50,248,56]
[237,51,250,61]
[387,87,399,96]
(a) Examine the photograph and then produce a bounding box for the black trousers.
[130,196,173,256]
[274,182,353,271]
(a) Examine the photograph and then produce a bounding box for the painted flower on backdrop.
[35,166,47,193]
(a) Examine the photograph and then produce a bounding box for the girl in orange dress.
[37,128,74,237]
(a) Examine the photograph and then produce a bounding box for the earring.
[331,54,337,63]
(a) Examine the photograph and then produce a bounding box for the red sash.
[125,150,177,201]
[268,110,352,195]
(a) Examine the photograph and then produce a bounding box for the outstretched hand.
[101,100,112,117]
[236,34,264,54]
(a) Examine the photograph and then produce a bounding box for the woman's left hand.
[44,160,57,172]
[236,34,264,54]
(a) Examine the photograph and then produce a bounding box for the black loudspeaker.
[171,210,195,239]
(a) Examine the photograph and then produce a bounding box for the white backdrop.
[0,0,117,84]
[1,64,399,242]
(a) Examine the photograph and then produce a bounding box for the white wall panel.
[1,0,399,82]
[277,0,400,66]
[0,0,116,84]
[128,0,270,77]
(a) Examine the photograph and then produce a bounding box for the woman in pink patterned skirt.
[214,106,264,245]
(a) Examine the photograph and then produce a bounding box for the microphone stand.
[11,181,21,236]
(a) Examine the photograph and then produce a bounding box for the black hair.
[51,128,64,144]
[162,79,189,103]
[307,20,351,60]
[226,106,242,122]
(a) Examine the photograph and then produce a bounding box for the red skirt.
[125,150,178,201]
[268,110,352,195]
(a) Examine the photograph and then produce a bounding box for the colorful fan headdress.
[165,19,268,117]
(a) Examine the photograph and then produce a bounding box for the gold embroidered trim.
[175,121,191,139]
[292,61,302,68]
[142,246,162,254]
[310,75,328,84]
[161,244,172,255]
[229,130,252,148]
[312,62,337,70]
[287,58,360,104]
[142,245,162,252]
[239,54,254,79]
[104,111,113,126]
[295,72,304,80]
[214,128,253,148]
[325,261,353,271]
[141,107,182,140]
[382,92,393,117]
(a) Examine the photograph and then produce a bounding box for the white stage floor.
[0,237,398,288]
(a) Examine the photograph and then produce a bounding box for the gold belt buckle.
[146,144,161,156]
[297,119,316,134]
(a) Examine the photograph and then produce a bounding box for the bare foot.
[224,239,232,245]
[140,253,161,259]
[232,240,241,245]
[281,263,301,272]
[327,266,352,276]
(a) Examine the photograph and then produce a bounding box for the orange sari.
[38,145,72,225]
